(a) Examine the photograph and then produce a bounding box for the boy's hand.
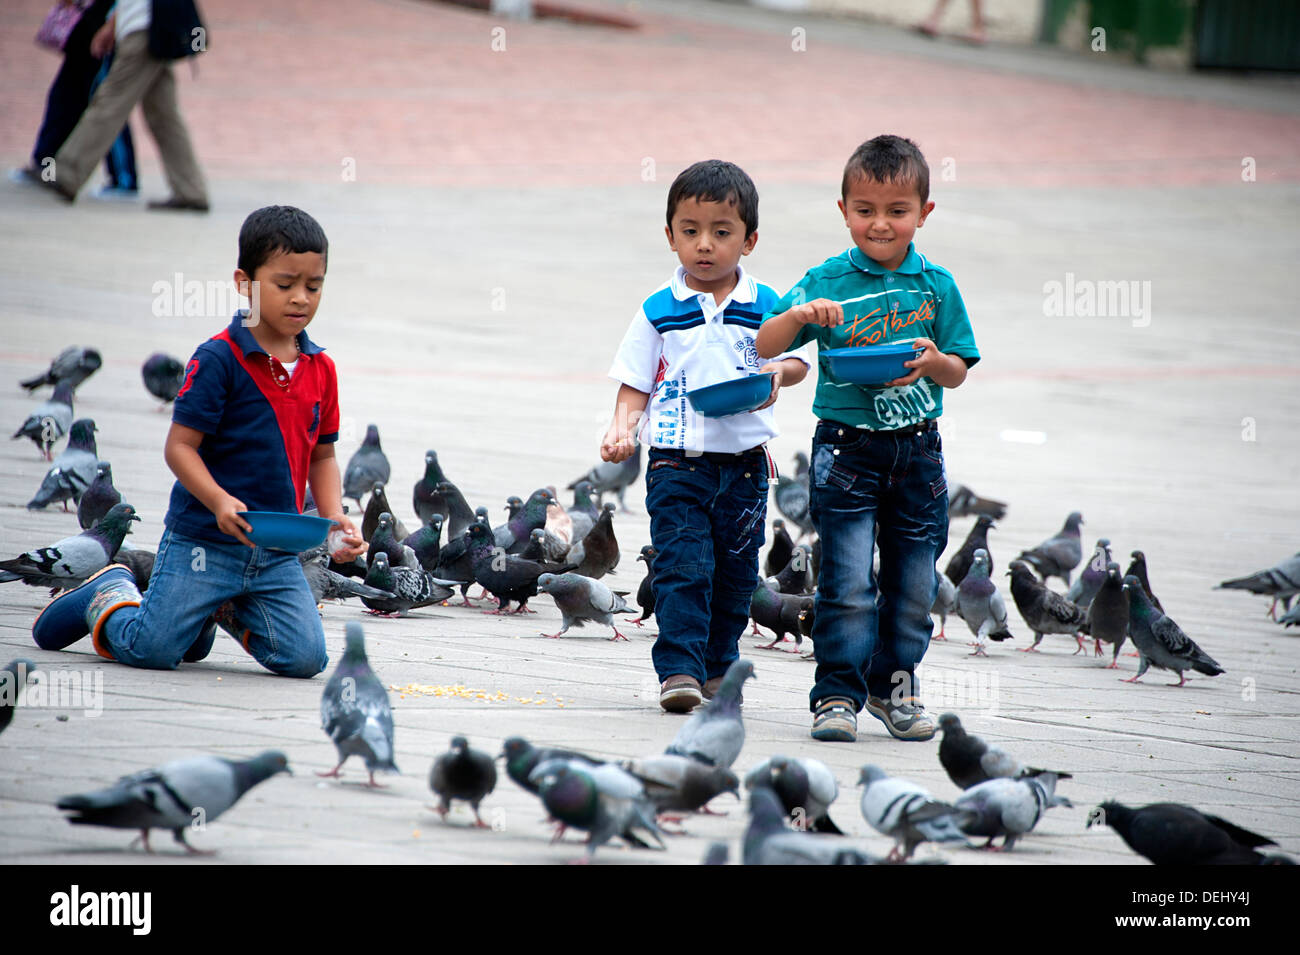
[885,337,940,387]
[324,513,367,562]
[790,298,844,328]
[600,419,637,464]
[213,495,255,548]
[754,362,785,410]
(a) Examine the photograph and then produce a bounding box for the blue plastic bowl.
[238,511,332,552]
[822,341,924,385]
[686,372,776,418]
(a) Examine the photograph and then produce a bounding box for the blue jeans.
[103,527,328,678]
[645,447,768,683]
[807,419,948,710]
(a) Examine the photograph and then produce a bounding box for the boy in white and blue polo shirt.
[602,160,811,713]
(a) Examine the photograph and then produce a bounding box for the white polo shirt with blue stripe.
[608,265,811,454]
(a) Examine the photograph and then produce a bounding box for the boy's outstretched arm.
[308,444,367,559]
[755,356,810,410]
[756,299,843,358]
[601,383,649,463]
[164,422,255,547]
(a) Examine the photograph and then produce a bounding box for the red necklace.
[265,338,302,390]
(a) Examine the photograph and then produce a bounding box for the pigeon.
[743,786,889,865]
[628,545,657,626]
[0,502,140,591]
[13,380,73,459]
[954,772,1068,851]
[773,474,814,540]
[56,751,290,853]
[342,424,391,506]
[370,512,419,570]
[429,736,498,827]
[361,483,409,542]
[793,451,810,478]
[505,496,525,522]
[567,502,620,579]
[858,765,972,860]
[773,545,814,595]
[702,842,729,865]
[620,754,739,816]
[566,480,600,543]
[1007,559,1088,653]
[936,713,1072,791]
[947,483,1007,521]
[20,345,102,393]
[529,758,665,860]
[930,566,957,641]
[568,443,643,512]
[1087,562,1130,666]
[1067,538,1112,612]
[956,549,1014,655]
[401,516,443,572]
[360,552,454,616]
[944,514,995,585]
[1218,552,1300,620]
[493,488,556,555]
[467,522,556,614]
[77,461,121,530]
[141,352,186,407]
[744,755,842,834]
[764,518,795,578]
[1017,511,1084,586]
[434,481,477,541]
[544,501,574,551]
[318,622,397,787]
[499,737,603,795]
[411,450,449,526]
[27,417,98,510]
[1087,802,1294,865]
[750,581,811,652]
[1125,550,1164,613]
[115,545,156,593]
[0,660,38,737]
[1122,576,1224,687]
[665,658,753,768]
[433,522,483,607]
[536,572,631,640]
[1281,604,1300,628]
[519,529,577,576]
[299,548,394,604]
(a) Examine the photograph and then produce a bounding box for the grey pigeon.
[27,417,98,510]
[115,545,156,593]
[141,352,185,407]
[566,502,620,579]
[621,754,739,816]
[343,424,391,506]
[360,552,454,616]
[429,736,498,827]
[1280,603,1300,628]
[13,380,73,459]
[536,572,631,641]
[0,660,38,737]
[936,713,1072,791]
[1122,576,1224,687]
[773,474,814,540]
[944,514,995,585]
[500,737,604,795]
[57,750,290,853]
[1016,511,1084,586]
[930,566,957,641]
[744,754,842,833]
[954,772,1069,851]
[20,346,102,393]
[947,483,1007,521]
[1067,538,1112,612]
[1087,801,1294,866]
[764,518,795,578]
[750,581,812,653]
[1086,562,1129,666]
[1218,552,1300,620]
[77,461,121,529]
[318,622,397,787]
[1007,559,1087,653]
[568,443,643,512]
[529,758,665,860]
[858,765,972,860]
[299,547,394,604]
[956,549,1013,655]
[0,502,140,591]
[743,786,890,866]
[665,658,753,768]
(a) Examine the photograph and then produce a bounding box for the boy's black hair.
[666,160,759,237]
[237,205,329,277]
[841,135,930,204]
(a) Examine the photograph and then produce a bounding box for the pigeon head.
[602,502,616,515]
[81,350,103,374]
[473,505,489,522]
[233,750,293,793]
[975,515,995,529]
[342,621,368,661]
[968,549,992,578]
[467,523,494,548]
[98,503,141,538]
[68,418,97,452]
[1064,512,1084,532]
[367,552,394,586]
[530,528,545,543]
[937,712,963,735]
[857,764,889,788]
[772,518,785,529]
[378,512,394,532]
[427,514,444,533]
[1121,575,1152,614]
[363,424,381,447]
[1086,802,1123,829]
[571,481,596,508]
[450,735,469,752]
[536,573,558,593]
[1105,563,1123,584]
[637,545,656,563]
[95,462,111,481]
[522,489,557,521]
[499,737,531,762]
[1006,559,1035,580]
[505,496,523,515]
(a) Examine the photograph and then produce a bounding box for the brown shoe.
[660,675,703,713]
[701,675,742,706]
[147,196,209,212]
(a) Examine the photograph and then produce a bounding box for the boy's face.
[233,250,326,343]
[838,175,934,272]
[665,196,756,296]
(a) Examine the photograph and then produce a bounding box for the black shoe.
[147,196,209,212]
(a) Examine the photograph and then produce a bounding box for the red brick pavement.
[2,0,1298,188]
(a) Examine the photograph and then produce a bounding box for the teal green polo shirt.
[764,244,980,430]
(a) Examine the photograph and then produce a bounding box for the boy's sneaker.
[810,697,857,742]
[701,675,743,706]
[864,695,937,741]
[660,675,703,713]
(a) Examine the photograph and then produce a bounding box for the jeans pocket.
[811,445,857,491]
[920,429,944,465]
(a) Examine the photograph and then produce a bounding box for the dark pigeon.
[744,755,842,834]
[429,736,498,827]
[0,660,39,737]
[318,622,397,787]
[1122,576,1224,687]
[57,751,290,853]
[1067,538,1112,612]
[793,451,809,479]
[77,461,121,530]
[13,380,73,459]
[944,514,995,585]
[665,658,753,769]
[1016,511,1084,586]
[342,424,390,506]
[141,352,185,407]
[360,552,454,616]
[948,483,1007,521]
[764,518,795,579]
[493,488,556,555]
[370,512,418,569]
[1087,802,1293,865]
[115,546,156,593]
[434,481,477,541]
[0,502,140,591]
[401,516,443,573]
[1086,562,1129,666]
[1125,550,1164,613]
[529,758,665,860]
[299,547,394,604]
[433,520,485,607]
[362,483,408,542]
[411,450,449,527]
[750,581,812,653]
[499,737,603,795]
[772,545,814,595]
[20,346,102,393]
[467,522,555,614]
[936,713,1072,791]
[27,418,98,511]
[568,443,643,512]
[1217,552,1300,620]
[504,496,523,521]
[1007,559,1088,653]
[567,502,619,579]
[628,544,657,627]
[536,572,631,640]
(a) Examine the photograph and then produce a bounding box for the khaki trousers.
[52,30,207,202]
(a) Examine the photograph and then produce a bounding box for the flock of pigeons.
[2,345,1297,864]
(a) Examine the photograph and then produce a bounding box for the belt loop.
[762,444,778,481]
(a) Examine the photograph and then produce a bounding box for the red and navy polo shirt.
[166,313,340,543]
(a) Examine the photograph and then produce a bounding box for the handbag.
[35,1,89,53]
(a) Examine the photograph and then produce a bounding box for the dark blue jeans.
[807,419,948,710]
[646,447,768,683]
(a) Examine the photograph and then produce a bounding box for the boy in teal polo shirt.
[757,135,979,742]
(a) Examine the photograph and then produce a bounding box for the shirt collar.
[668,264,756,307]
[228,310,324,357]
[848,243,927,276]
